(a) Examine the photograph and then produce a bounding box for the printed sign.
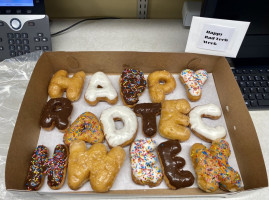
[185,17,250,58]
[197,24,235,52]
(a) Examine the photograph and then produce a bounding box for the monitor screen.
[211,1,269,35]
[201,0,269,58]
[0,0,34,7]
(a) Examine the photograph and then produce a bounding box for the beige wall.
[45,0,202,19]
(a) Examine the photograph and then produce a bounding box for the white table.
[2,19,269,200]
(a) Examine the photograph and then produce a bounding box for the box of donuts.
[5,51,268,196]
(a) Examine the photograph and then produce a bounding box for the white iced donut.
[100,105,137,147]
[130,138,163,186]
[189,104,226,142]
[180,69,208,101]
[85,71,118,105]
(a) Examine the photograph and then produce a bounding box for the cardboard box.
[5,52,268,196]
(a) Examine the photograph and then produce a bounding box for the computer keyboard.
[232,66,269,110]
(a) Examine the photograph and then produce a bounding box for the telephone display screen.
[0,0,34,7]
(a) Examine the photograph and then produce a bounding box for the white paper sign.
[197,24,235,52]
[185,17,250,58]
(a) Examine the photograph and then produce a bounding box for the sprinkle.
[190,140,242,192]
[120,69,146,105]
[25,144,68,191]
[64,112,103,145]
[130,138,162,184]
[180,69,208,96]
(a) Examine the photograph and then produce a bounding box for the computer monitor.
[0,0,45,14]
[201,0,269,59]
[0,0,34,7]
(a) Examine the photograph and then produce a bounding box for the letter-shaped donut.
[133,103,161,137]
[68,140,125,192]
[100,105,138,148]
[40,97,73,132]
[159,99,191,142]
[25,144,68,190]
[147,70,176,103]
[48,70,86,101]
[190,139,242,192]
[64,112,104,145]
[179,69,208,102]
[157,140,194,189]
[130,138,163,186]
[189,104,226,142]
[84,71,118,105]
[120,68,147,107]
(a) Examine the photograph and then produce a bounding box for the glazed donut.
[147,70,176,103]
[190,139,242,192]
[120,68,147,107]
[64,112,104,145]
[100,105,138,148]
[40,97,73,132]
[130,138,163,187]
[85,71,118,106]
[159,99,191,142]
[133,103,161,137]
[189,104,226,142]
[157,140,194,189]
[68,140,125,192]
[180,69,208,102]
[25,144,68,191]
[48,70,86,101]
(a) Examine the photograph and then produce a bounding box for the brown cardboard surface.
[5,52,268,195]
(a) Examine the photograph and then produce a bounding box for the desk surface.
[2,19,269,200]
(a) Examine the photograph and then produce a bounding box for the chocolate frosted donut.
[46,144,69,189]
[25,144,69,190]
[25,145,48,191]
[157,140,194,189]
[120,69,146,107]
[40,97,73,131]
[133,103,161,137]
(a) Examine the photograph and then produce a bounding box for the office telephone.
[0,0,51,61]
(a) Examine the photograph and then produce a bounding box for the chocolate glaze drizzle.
[157,140,194,189]
[134,103,161,137]
[120,69,146,105]
[40,97,73,130]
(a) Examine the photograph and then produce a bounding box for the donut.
[130,138,163,187]
[85,71,118,106]
[189,104,226,142]
[190,139,242,192]
[40,97,73,132]
[159,99,191,142]
[133,103,161,137]
[25,145,48,191]
[25,144,68,190]
[157,140,194,189]
[64,112,104,145]
[147,70,176,103]
[179,69,208,102]
[119,68,146,107]
[100,105,138,148]
[68,140,125,192]
[46,144,69,189]
[48,70,86,101]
